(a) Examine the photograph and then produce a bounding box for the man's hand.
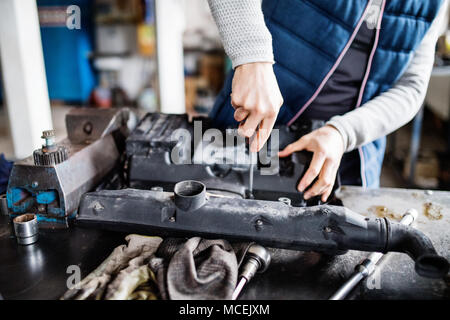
[231,62,283,152]
[278,125,345,202]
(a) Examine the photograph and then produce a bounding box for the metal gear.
[33,130,68,165]
[33,146,68,166]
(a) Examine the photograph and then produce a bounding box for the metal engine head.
[126,113,339,206]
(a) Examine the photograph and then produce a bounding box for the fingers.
[230,94,238,109]
[235,106,277,152]
[297,151,326,192]
[320,161,338,202]
[250,115,277,152]
[278,136,309,158]
[303,159,337,201]
[234,107,249,122]
[238,113,262,139]
[321,184,334,203]
[230,62,283,151]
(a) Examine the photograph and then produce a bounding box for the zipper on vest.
[357,0,386,188]
[287,0,375,126]
[356,0,385,108]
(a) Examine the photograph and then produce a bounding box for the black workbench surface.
[1,186,449,300]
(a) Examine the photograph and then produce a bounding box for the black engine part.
[125,113,338,206]
[76,180,449,279]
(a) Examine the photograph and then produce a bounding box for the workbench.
[0,186,449,300]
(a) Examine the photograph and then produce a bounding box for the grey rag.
[61,234,251,300]
[150,237,252,300]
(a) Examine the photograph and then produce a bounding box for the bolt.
[41,130,56,147]
[169,217,176,223]
[324,226,332,233]
[256,219,263,226]
[83,122,93,135]
[31,181,39,188]
[41,130,55,139]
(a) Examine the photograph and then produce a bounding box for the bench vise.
[6,108,136,228]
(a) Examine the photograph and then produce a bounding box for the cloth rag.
[61,234,251,300]
[150,237,251,300]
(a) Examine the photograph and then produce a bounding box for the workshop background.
[0,0,449,192]
[1,0,450,304]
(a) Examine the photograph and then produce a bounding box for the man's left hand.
[278,125,345,202]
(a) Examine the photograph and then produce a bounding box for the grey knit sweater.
[207,0,447,152]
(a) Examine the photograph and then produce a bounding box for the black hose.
[385,220,449,279]
[328,210,448,279]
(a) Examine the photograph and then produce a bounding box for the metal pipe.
[329,272,366,301]
[232,278,247,300]
[249,153,255,196]
[329,209,418,300]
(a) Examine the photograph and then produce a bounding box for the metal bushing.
[13,214,39,245]
[174,180,206,211]
[0,194,8,215]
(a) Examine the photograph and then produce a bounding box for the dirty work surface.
[0,186,449,300]
[240,187,449,300]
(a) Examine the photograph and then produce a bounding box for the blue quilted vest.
[210,0,443,188]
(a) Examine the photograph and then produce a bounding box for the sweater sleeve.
[327,1,448,152]
[207,0,274,69]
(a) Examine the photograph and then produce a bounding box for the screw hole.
[83,122,93,135]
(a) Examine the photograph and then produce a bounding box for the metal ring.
[0,194,8,216]
[13,214,39,245]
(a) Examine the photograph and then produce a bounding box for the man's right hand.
[231,62,283,152]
